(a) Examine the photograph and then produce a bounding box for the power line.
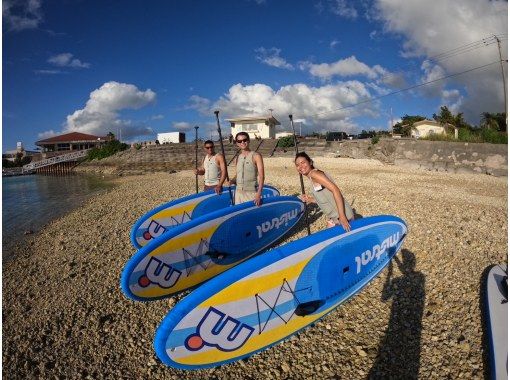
[374,34,506,88]
[294,60,502,120]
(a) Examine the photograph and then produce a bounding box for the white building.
[227,116,280,139]
[157,132,185,144]
[411,120,451,138]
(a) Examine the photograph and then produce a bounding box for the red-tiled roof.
[36,132,106,144]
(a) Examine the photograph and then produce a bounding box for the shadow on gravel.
[368,249,426,379]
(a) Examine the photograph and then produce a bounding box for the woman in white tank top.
[294,152,352,231]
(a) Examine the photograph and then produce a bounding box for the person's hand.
[193,169,198,175]
[299,194,313,204]
[254,193,262,206]
[337,216,351,232]
[214,185,223,195]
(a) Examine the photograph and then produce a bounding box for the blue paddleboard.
[153,215,407,369]
[121,196,304,301]
[484,264,507,380]
[130,185,280,249]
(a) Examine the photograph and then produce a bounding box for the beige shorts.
[235,189,257,205]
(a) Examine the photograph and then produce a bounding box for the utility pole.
[495,35,508,127]
[390,107,394,135]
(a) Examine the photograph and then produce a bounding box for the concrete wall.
[320,139,507,177]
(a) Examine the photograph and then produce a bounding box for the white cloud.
[3,0,43,32]
[186,95,211,114]
[172,122,194,131]
[151,114,164,120]
[48,53,90,68]
[304,56,387,80]
[441,89,463,114]
[37,129,57,139]
[208,81,377,134]
[373,0,508,122]
[329,39,340,49]
[330,0,357,19]
[34,69,62,75]
[40,82,157,139]
[255,47,294,70]
[419,60,447,97]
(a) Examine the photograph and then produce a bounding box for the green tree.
[432,106,456,133]
[393,114,425,136]
[481,112,507,132]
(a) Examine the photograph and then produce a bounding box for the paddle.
[194,125,199,194]
[289,114,311,236]
[214,111,234,206]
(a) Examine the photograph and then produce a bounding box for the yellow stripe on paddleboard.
[151,202,201,221]
[199,254,314,307]
[135,261,240,297]
[148,223,219,257]
[175,304,336,365]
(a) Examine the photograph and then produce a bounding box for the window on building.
[241,123,259,132]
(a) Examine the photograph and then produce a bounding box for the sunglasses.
[236,139,248,144]
[204,146,214,149]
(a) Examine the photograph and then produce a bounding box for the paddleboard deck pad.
[154,215,407,369]
[130,185,280,249]
[484,264,507,380]
[121,196,304,301]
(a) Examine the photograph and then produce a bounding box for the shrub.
[480,128,508,144]
[277,136,296,148]
[371,135,380,145]
[86,140,129,160]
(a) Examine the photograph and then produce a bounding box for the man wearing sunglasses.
[229,132,265,206]
[194,140,227,194]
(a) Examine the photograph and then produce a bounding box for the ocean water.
[2,174,114,260]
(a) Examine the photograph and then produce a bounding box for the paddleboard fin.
[295,300,325,316]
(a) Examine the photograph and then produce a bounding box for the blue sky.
[3,0,508,150]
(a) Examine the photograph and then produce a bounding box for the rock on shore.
[3,157,507,379]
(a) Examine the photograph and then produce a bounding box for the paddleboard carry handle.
[295,300,325,316]
[204,250,229,260]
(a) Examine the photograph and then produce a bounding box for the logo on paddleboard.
[185,307,254,352]
[354,232,400,273]
[143,220,167,241]
[138,257,182,288]
[255,207,301,239]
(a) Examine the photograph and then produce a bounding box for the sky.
[2,0,508,150]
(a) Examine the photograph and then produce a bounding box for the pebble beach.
[2,157,507,379]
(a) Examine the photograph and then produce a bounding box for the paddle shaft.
[289,114,311,235]
[194,125,199,194]
[214,111,234,205]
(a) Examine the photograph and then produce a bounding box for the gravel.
[3,157,507,379]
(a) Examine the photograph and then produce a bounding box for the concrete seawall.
[309,139,508,177]
[76,138,508,177]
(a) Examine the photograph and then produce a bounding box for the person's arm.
[194,159,205,176]
[253,153,264,206]
[215,154,227,194]
[309,171,351,231]
[298,194,316,204]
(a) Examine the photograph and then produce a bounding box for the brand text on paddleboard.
[354,232,400,274]
[255,207,301,238]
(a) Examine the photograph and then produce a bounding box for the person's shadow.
[368,249,426,379]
